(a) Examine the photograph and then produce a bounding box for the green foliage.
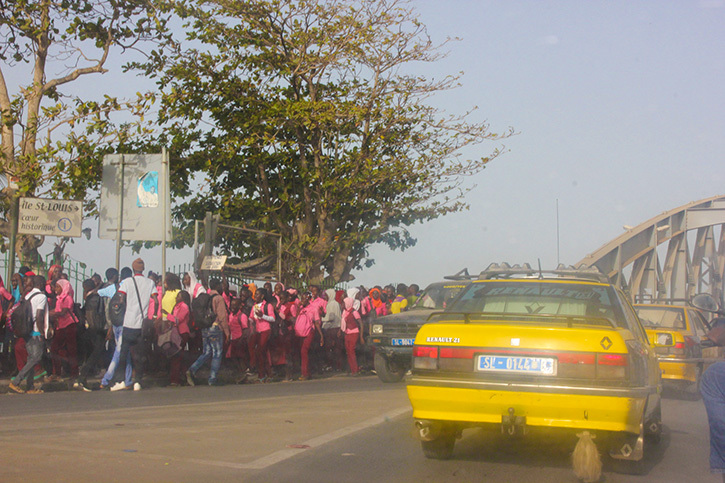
[0,0,168,255]
[143,0,513,285]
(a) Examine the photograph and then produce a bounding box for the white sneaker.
[110,381,127,392]
[133,382,142,391]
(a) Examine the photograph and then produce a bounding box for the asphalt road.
[0,377,718,482]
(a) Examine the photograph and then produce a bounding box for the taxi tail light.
[556,352,596,379]
[438,347,475,372]
[683,336,697,357]
[596,353,628,379]
[672,341,686,356]
[413,346,438,370]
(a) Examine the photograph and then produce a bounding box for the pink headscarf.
[47,264,62,281]
[56,279,74,303]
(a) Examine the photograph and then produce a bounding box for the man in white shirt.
[9,275,49,394]
[110,259,156,391]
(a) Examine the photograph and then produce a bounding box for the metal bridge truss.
[577,195,725,305]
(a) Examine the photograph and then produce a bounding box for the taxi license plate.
[477,355,557,376]
[392,338,415,346]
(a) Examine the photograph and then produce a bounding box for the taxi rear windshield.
[634,307,685,329]
[449,281,625,328]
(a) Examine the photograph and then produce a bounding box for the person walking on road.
[98,267,133,390]
[9,276,49,394]
[186,278,230,386]
[110,259,155,392]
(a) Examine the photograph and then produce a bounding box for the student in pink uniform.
[367,287,388,316]
[295,291,323,381]
[278,290,298,381]
[341,297,363,375]
[221,277,237,311]
[49,279,78,379]
[250,288,276,382]
[273,283,285,304]
[226,297,250,383]
[183,272,206,300]
[309,285,327,319]
[165,290,191,386]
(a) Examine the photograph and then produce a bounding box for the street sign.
[99,154,172,241]
[201,255,227,271]
[18,197,83,237]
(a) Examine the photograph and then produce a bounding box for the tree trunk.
[16,234,44,273]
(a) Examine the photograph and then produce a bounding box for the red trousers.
[51,324,79,377]
[298,333,314,378]
[345,332,359,374]
[323,328,344,371]
[255,330,271,379]
[247,331,257,371]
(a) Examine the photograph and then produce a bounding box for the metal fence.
[0,251,91,296]
[0,252,349,300]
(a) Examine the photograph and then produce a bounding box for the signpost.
[200,255,227,271]
[18,198,83,238]
[99,151,171,283]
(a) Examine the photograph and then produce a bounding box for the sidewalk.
[0,363,375,394]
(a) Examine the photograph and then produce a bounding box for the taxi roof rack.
[477,262,610,283]
[444,268,475,281]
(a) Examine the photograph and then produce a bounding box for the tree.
[0,0,166,268]
[149,0,513,285]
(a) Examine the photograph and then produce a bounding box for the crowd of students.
[0,259,421,393]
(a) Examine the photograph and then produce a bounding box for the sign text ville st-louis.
[18,197,83,238]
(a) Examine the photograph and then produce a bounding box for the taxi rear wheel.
[374,352,406,383]
[421,431,456,460]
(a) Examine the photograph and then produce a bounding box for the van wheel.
[374,352,406,383]
[421,431,456,460]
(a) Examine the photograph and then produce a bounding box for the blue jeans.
[101,325,132,387]
[113,327,144,385]
[15,336,44,389]
[189,326,224,384]
[702,361,725,473]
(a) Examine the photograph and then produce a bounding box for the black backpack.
[108,291,126,327]
[11,292,41,339]
[191,293,219,330]
[83,292,107,331]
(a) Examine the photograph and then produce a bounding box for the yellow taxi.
[633,304,711,393]
[406,265,661,468]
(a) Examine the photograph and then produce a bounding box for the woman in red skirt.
[341,297,363,375]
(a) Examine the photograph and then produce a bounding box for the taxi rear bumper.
[407,378,653,435]
[658,359,699,383]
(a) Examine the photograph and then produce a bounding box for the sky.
[7,0,725,288]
